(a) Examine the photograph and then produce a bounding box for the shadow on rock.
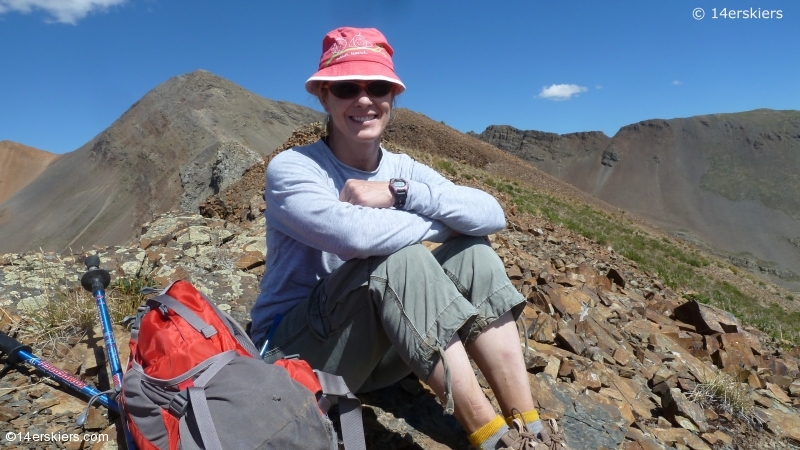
[352,374,469,450]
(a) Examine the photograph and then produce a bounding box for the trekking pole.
[0,331,118,411]
[81,255,137,450]
[258,313,283,358]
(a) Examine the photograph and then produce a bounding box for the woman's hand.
[339,180,394,208]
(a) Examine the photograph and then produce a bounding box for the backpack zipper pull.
[77,388,115,427]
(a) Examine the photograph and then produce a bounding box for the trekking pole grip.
[0,331,32,365]
[81,255,111,292]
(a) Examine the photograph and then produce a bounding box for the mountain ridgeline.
[0,70,322,254]
[477,110,800,284]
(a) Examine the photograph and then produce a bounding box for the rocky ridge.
[472,126,610,168]
[477,110,800,290]
[2,125,800,448]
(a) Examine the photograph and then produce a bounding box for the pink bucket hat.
[305,27,406,94]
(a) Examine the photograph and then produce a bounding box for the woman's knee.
[396,242,435,256]
[436,235,496,259]
[384,243,440,268]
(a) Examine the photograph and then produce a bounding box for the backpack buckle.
[130,305,149,332]
[158,304,170,319]
[140,286,161,296]
[168,390,190,418]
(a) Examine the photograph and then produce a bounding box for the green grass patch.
[435,160,457,176]
[108,275,156,323]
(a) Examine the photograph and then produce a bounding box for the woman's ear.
[318,84,330,112]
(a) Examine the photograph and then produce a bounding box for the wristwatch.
[389,178,408,209]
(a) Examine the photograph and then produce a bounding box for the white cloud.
[537,84,588,101]
[672,80,682,85]
[595,85,603,90]
[0,0,126,24]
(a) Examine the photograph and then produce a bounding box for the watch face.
[392,180,406,188]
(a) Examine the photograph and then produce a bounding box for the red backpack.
[121,280,365,450]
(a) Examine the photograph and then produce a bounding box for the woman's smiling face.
[321,81,393,150]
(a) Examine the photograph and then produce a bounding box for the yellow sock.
[505,409,540,426]
[468,415,507,449]
[505,409,544,436]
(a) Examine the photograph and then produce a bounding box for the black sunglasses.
[327,80,394,99]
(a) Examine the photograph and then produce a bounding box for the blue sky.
[0,0,797,154]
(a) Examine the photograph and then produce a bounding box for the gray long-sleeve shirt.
[250,139,506,343]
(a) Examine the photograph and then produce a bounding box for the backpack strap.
[218,309,260,358]
[129,304,149,342]
[176,350,237,450]
[147,295,217,338]
[314,370,366,450]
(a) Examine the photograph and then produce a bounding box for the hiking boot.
[497,418,548,450]
[534,418,569,450]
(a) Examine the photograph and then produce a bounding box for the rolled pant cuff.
[409,293,477,382]
[460,282,526,345]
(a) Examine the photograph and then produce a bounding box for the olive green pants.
[262,235,524,397]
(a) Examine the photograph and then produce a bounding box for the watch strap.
[389,178,408,209]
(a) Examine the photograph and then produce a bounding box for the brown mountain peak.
[0,141,59,205]
[0,71,322,254]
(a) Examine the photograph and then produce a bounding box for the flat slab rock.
[758,407,800,441]
[530,373,628,450]
[561,394,628,450]
[673,300,740,335]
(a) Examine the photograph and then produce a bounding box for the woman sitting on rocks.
[250,26,568,450]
